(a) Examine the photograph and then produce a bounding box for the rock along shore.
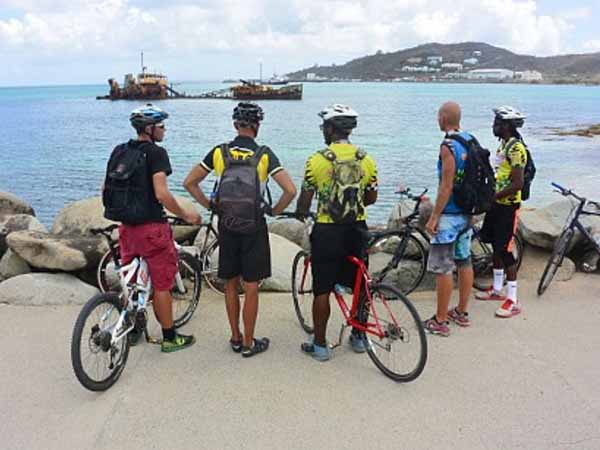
[0,190,598,305]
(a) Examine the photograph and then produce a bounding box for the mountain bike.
[72,221,199,391]
[284,212,427,382]
[537,183,600,296]
[94,218,201,328]
[97,212,255,296]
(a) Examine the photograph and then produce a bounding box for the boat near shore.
[97,56,302,101]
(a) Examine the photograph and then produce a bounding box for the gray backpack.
[215,143,268,234]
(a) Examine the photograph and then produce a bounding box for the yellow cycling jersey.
[302,142,378,223]
[494,137,527,206]
[200,136,283,183]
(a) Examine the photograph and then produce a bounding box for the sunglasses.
[155,123,166,129]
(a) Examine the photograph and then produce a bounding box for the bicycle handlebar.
[276,211,317,222]
[551,182,585,202]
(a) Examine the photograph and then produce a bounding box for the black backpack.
[446,134,496,215]
[506,137,536,201]
[102,142,153,224]
[215,143,269,234]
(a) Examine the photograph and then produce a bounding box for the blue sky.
[0,0,598,86]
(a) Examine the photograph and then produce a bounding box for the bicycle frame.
[332,256,397,341]
[565,200,600,254]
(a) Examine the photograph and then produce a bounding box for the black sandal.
[241,337,270,358]
[230,335,243,353]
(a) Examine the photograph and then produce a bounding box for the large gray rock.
[268,219,310,251]
[0,249,31,280]
[52,196,200,243]
[7,231,107,271]
[0,214,47,258]
[519,200,600,250]
[0,273,98,306]
[261,233,303,292]
[0,191,35,218]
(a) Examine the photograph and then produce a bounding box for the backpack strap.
[355,148,367,161]
[220,143,231,168]
[249,145,268,167]
[445,133,472,150]
[318,148,336,162]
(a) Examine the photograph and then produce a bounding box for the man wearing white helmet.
[296,104,378,361]
[476,106,528,318]
[103,104,202,353]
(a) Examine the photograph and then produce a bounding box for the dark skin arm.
[364,190,377,206]
[426,144,455,235]
[296,189,314,216]
[495,167,524,201]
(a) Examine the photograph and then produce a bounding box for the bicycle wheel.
[172,252,202,328]
[538,228,574,296]
[472,233,524,291]
[368,233,427,295]
[97,245,121,293]
[362,283,427,382]
[202,240,261,295]
[71,293,131,391]
[291,250,314,334]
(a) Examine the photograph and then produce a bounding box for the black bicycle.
[537,183,600,296]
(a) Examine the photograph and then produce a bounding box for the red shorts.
[119,222,178,292]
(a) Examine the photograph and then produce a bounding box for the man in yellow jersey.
[476,106,527,318]
[296,104,378,361]
[183,102,296,357]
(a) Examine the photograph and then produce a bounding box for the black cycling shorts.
[218,220,271,282]
[480,203,520,254]
[310,222,368,296]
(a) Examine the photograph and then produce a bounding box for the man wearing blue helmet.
[103,104,202,353]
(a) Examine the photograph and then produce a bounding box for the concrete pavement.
[1,274,600,450]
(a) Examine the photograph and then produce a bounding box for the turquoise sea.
[1,82,599,227]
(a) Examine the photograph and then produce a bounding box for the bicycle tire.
[201,239,263,295]
[361,283,427,382]
[71,292,130,391]
[172,252,202,328]
[97,245,121,293]
[537,228,574,296]
[472,233,525,291]
[369,233,427,295]
[291,250,314,334]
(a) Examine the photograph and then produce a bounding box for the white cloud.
[0,0,596,84]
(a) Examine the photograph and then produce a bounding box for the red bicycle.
[286,213,428,382]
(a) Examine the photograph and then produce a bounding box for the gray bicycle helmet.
[318,104,358,130]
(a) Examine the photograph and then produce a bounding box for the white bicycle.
[71,220,200,391]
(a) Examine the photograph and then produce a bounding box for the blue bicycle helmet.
[130,104,169,130]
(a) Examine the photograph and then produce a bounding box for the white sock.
[493,269,504,293]
[507,281,518,302]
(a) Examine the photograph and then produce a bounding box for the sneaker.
[423,316,450,337]
[495,299,522,318]
[301,340,330,362]
[349,333,367,353]
[448,308,470,327]
[475,289,506,301]
[161,332,196,353]
[128,329,142,346]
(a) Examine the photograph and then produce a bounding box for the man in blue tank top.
[424,102,474,337]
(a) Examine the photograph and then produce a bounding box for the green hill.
[287,42,600,82]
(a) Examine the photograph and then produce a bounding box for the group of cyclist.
[102,98,530,357]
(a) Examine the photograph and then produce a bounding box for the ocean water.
[1,81,599,227]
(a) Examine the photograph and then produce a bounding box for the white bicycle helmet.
[493,106,526,127]
[318,104,358,130]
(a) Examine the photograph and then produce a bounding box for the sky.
[0,0,599,86]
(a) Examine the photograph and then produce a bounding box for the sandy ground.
[1,272,599,450]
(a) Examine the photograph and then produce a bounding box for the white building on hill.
[463,58,479,66]
[467,69,514,80]
[515,70,543,81]
[442,63,463,71]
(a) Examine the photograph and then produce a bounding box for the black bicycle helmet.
[232,102,264,124]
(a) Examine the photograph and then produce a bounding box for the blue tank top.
[437,131,471,214]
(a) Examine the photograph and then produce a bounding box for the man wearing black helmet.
[103,104,202,353]
[296,104,378,362]
[184,102,296,358]
[476,106,528,318]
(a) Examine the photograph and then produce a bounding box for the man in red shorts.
[103,104,202,352]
